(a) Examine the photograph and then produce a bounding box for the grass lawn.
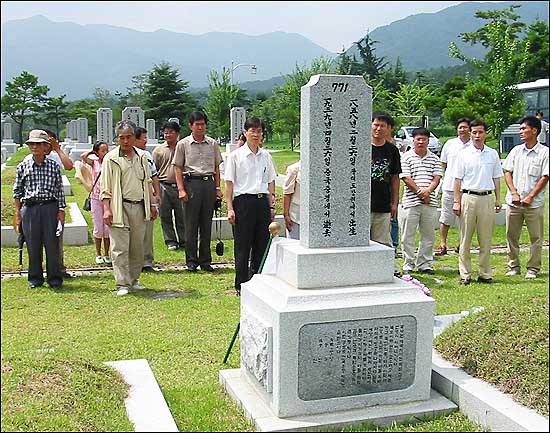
[2,145,548,430]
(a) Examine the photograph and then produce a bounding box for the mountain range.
[1,1,548,99]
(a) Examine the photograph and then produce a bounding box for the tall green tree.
[449,7,529,139]
[521,20,549,81]
[204,68,240,139]
[391,81,433,129]
[1,71,49,144]
[353,33,388,81]
[270,58,332,149]
[142,62,197,134]
[34,95,70,138]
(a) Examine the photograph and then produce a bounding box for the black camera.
[214,198,222,211]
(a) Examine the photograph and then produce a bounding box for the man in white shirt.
[503,116,549,279]
[453,119,504,285]
[225,117,276,296]
[435,118,470,256]
[400,128,442,274]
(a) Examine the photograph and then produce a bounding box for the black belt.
[185,175,214,181]
[239,193,268,199]
[160,181,177,187]
[462,189,492,196]
[24,199,56,206]
[123,199,144,204]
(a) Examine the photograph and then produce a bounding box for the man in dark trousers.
[173,111,223,272]
[13,129,66,289]
[225,117,276,295]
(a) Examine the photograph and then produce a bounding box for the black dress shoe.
[29,283,43,289]
[420,268,435,275]
[142,266,154,272]
[477,276,493,284]
[200,264,215,272]
[459,278,471,285]
[49,284,62,289]
[61,271,73,279]
[187,263,198,272]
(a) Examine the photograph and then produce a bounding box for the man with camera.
[173,111,223,272]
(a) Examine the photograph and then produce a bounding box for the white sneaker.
[95,256,104,265]
[116,287,129,296]
[131,283,146,290]
[505,269,520,276]
[525,270,538,279]
[103,256,112,265]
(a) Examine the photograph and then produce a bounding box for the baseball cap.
[25,129,50,144]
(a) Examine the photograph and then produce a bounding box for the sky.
[0,1,491,52]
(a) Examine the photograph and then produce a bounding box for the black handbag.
[83,172,101,211]
[214,199,224,256]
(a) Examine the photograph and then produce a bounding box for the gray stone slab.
[105,359,178,432]
[62,174,72,196]
[274,238,394,288]
[1,202,88,247]
[230,107,246,146]
[97,108,113,144]
[431,351,549,432]
[300,74,372,248]
[220,369,456,432]
[122,107,145,127]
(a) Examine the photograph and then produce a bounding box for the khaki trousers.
[370,212,392,247]
[458,194,495,280]
[506,205,545,273]
[401,204,437,271]
[110,202,146,288]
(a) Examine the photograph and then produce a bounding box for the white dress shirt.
[224,144,276,196]
[454,145,503,191]
[440,137,471,191]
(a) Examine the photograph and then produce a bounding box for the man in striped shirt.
[13,129,66,289]
[399,127,442,274]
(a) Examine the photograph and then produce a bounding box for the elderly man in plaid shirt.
[13,129,66,289]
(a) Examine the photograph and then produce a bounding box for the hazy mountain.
[1,15,334,99]
[346,1,549,71]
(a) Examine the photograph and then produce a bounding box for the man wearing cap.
[173,111,222,272]
[13,129,66,289]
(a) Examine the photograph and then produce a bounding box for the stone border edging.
[431,351,549,431]
[104,359,179,432]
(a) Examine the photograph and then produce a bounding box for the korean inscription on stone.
[297,316,417,401]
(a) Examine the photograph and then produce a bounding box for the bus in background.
[500,78,549,153]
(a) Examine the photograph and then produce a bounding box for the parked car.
[394,126,442,156]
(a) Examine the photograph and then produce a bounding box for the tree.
[1,71,49,144]
[204,68,240,139]
[449,7,529,139]
[68,99,97,140]
[34,95,70,138]
[352,33,388,81]
[270,58,332,149]
[126,73,148,107]
[391,81,433,129]
[142,62,197,134]
[521,20,549,81]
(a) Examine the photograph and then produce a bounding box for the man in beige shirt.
[173,112,222,272]
[152,121,186,251]
[100,120,157,296]
[503,116,549,279]
[283,160,301,239]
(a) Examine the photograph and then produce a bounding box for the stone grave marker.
[76,118,88,143]
[146,119,158,144]
[220,75,447,431]
[122,107,145,127]
[96,108,113,144]
[2,122,13,142]
[227,107,246,154]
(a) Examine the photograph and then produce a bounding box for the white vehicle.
[394,126,442,156]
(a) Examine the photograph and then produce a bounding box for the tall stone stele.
[221,75,441,430]
[227,107,246,154]
[122,107,145,128]
[96,108,113,144]
[146,119,158,144]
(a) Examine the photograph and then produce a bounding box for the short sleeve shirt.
[454,145,503,191]
[172,134,222,175]
[371,141,401,213]
[224,144,276,197]
[400,149,442,208]
[440,137,471,191]
[502,142,549,208]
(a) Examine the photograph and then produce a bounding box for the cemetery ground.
[1,144,548,431]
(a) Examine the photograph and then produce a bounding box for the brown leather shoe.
[434,246,447,256]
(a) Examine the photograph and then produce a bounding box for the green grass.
[269,150,300,175]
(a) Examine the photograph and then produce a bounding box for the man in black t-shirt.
[371,112,401,253]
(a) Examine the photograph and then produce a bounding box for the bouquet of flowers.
[401,274,432,297]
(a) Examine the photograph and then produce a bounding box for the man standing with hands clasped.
[453,119,503,285]
[173,111,222,272]
[503,116,549,279]
[225,117,276,296]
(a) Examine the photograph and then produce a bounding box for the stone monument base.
[220,369,456,432]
